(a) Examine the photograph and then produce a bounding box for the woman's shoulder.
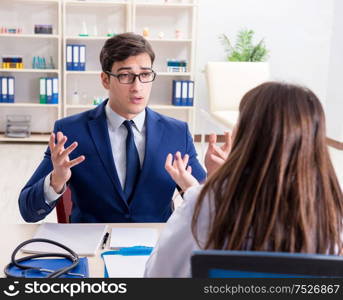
[183,184,213,212]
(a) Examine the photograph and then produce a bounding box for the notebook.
[22,223,108,256]
[109,228,158,249]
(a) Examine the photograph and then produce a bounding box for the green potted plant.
[219,29,269,62]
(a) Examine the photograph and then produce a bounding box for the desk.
[1,223,165,278]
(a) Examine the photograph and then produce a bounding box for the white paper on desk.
[110,228,158,248]
[103,255,150,277]
[22,222,108,256]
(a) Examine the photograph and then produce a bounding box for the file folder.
[6,257,89,278]
[79,44,86,71]
[2,77,8,103]
[66,44,73,71]
[46,78,52,104]
[172,80,182,106]
[39,77,46,104]
[101,247,153,278]
[187,80,194,106]
[72,45,79,70]
[181,80,188,106]
[8,76,14,103]
[52,78,58,104]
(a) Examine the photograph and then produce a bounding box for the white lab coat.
[144,185,213,277]
[144,185,343,277]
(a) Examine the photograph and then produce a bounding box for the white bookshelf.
[0,0,62,141]
[0,34,60,39]
[62,0,131,116]
[0,133,50,142]
[0,68,60,73]
[0,0,198,142]
[133,0,198,131]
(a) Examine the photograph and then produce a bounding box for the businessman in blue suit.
[19,33,206,223]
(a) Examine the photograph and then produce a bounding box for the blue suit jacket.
[19,101,206,223]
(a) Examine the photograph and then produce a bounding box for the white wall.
[195,0,339,136]
[326,0,343,141]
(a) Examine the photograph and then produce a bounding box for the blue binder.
[46,78,53,104]
[181,80,188,106]
[101,246,153,278]
[79,44,86,71]
[8,76,15,103]
[187,80,194,106]
[72,45,80,70]
[66,44,73,71]
[52,78,58,104]
[0,77,2,103]
[6,257,89,278]
[2,77,8,103]
[172,80,182,106]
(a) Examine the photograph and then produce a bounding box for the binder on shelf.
[2,77,8,103]
[52,77,58,104]
[181,80,188,106]
[187,80,194,106]
[0,77,2,103]
[79,44,86,71]
[172,80,182,106]
[46,78,53,104]
[8,76,14,103]
[39,77,46,104]
[72,44,80,70]
[66,44,73,71]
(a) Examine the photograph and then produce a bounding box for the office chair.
[205,62,270,130]
[191,250,343,278]
[56,187,72,223]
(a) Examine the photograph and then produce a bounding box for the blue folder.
[6,257,89,278]
[101,246,153,278]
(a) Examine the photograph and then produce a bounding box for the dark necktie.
[123,120,140,202]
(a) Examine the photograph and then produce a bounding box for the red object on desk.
[56,187,72,223]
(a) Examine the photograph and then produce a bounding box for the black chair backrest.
[191,250,343,278]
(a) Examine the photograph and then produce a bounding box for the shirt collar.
[105,101,146,133]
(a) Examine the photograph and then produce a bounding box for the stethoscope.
[4,238,84,278]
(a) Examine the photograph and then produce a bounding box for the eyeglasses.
[105,70,156,84]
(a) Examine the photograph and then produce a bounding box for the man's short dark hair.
[100,32,155,72]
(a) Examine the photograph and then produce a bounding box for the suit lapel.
[87,101,127,204]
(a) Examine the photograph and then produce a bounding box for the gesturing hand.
[165,151,199,192]
[49,131,85,193]
[205,131,232,178]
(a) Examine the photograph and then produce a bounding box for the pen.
[101,232,109,250]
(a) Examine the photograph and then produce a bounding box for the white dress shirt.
[44,102,146,204]
[144,185,212,277]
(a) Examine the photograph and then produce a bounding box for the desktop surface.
[1,223,165,278]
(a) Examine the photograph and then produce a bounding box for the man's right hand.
[49,131,85,194]
[204,132,232,178]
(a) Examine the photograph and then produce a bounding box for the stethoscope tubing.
[4,238,80,278]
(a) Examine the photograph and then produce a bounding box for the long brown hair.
[192,82,343,254]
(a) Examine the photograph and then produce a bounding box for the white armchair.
[205,62,270,129]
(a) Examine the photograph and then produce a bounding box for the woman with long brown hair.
[144,81,343,277]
